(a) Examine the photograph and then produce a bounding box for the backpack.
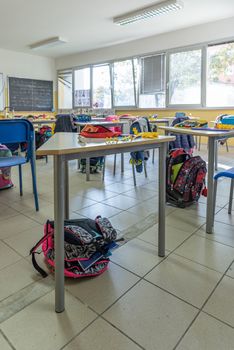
[170,116,195,152]
[0,144,13,190]
[130,118,151,173]
[166,148,207,208]
[80,157,104,174]
[30,216,118,278]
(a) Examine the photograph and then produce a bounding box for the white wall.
[56,16,234,69]
[0,48,56,87]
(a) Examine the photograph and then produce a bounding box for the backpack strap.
[30,221,53,278]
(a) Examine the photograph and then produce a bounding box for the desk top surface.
[74,120,126,126]
[158,126,234,137]
[36,132,175,156]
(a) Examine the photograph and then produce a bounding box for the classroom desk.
[30,119,56,125]
[37,132,175,313]
[159,126,234,234]
[75,120,128,179]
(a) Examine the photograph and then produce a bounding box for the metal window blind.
[140,54,165,94]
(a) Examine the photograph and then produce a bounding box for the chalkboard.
[9,77,53,111]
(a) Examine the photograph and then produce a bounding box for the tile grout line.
[173,258,234,350]
[0,329,16,350]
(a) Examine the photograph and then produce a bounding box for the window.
[168,49,202,105]
[0,73,4,111]
[58,70,72,109]
[207,42,234,107]
[92,64,111,109]
[113,59,136,107]
[74,67,91,107]
[139,54,165,108]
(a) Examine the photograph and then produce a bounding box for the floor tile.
[66,262,139,314]
[165,210,205,233]
[196,221,234,247]
[204,276,234,327]
[226,261,234,278]
[109,211,141,231]
[110,238,165,276]
[214,208,234,226]
[0,259,41,302]
[0,333,12,350]
[177,312,234,350]
[0,241,22,270]
[174,235,234,273]
[76,202,122,219]
[3,224,43,257]
[103,280,197,350]
[0,203,19,221]
[1,291,96,350]
[22,204,55,224]
[69,195,97,211]
[104,182,135,194]
[104,194,140,210]
[123,187,156,201]
[138,223,192,251]
[145,254,222,308]
[79,188,118,201]
[63,318,141,350]
[0,214,39,239]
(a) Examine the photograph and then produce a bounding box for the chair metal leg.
[226,140,229,152]
[113,154,116,176]
[86,158,90,181]
[144,160,148,178]
[213,179,218,224]
[228,178,234,214]
[152,149,155,164]
[132,161,136,187]
[198,136,201,151]
[30,159,39,211]
[102,157,106,183]
[19,164,23,196]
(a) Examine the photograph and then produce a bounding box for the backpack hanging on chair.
[0,144,14,190]
[166,148,207,208]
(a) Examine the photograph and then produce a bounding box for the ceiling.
[0,0,234,58]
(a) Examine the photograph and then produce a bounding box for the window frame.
[166,45,204,109]
[73,65,92,109]
[92,62,112,110]
[0,73,4,111]
[57,69,73,111]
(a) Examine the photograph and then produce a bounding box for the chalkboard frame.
[8,77,53,112]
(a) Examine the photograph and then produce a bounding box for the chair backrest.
[54,114,76,133]
[0,119,34,161]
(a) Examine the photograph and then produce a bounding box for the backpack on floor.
[80,157,104,173]
[0,144,13,190]
[166,148,207,208]
[30,216,118,278]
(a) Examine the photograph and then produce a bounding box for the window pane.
[113,60,135,106]
[169,49,202,105]
[74,68,91,107]
[92,65,111,109]
[0,73,4,111]
[207,42,234,107]
[58,70,72,109]
[139,54,165,108]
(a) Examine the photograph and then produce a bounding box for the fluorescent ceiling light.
[29,36,67,50]
[113,0,183,26]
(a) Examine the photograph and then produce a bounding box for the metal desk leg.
[158,143,167,257]
[54,155,65,313]
[121,153,124,174]
[64,161,69,220]
[206,138,215,233]
[215,140,218,171]
[86,158,90,181]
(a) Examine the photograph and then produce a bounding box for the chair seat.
[214,167,234,180]
[0,156,27,168]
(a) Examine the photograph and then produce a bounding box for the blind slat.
[140,54,165,94]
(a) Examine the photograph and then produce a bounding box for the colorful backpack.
[130,118,151,173]
[0,144,13,190]
[30,216,118,278]
[169,116,195,152]
[166,148,207,208]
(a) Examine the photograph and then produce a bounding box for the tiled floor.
[0,146,233,350]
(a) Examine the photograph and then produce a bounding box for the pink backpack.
[105,115,121,132]
[0,144,13,190]
[30,216,119,278]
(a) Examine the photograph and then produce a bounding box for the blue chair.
[214,167,234,215]
[0,119,39,211]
